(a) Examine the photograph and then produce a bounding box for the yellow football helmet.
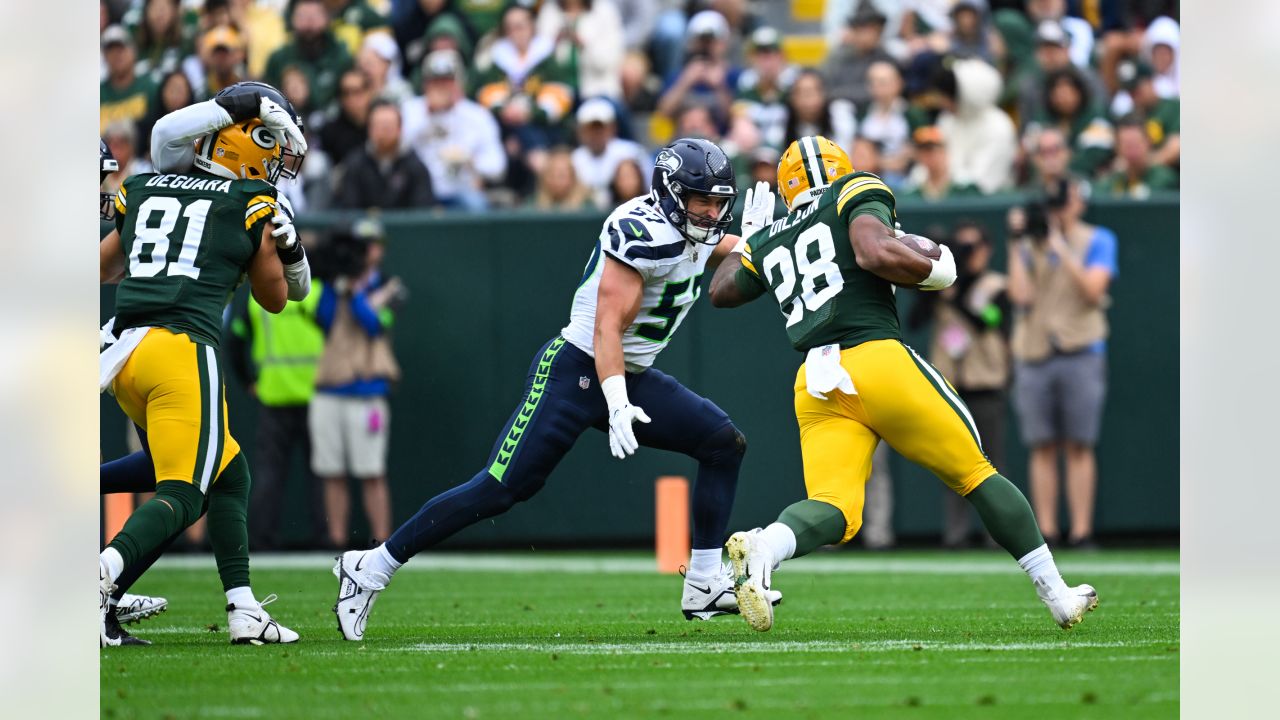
[777,135,853,211]
[194,119,288,183]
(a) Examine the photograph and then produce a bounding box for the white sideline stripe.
[395,639,1156,656]
[154,552,1179,576]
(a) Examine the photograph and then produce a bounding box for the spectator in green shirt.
[1094,116,1177,199]
[1114,59,1179,169]
[266,0,354,111]
[901,125,982,202]
[100,25,154,134]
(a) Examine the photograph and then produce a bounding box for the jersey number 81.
[762,223,844,327]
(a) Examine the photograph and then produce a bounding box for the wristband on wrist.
[276,241,305,265]
[601,375,629,411]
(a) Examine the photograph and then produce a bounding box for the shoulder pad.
[602,203,685,267]
[833,172,895,216]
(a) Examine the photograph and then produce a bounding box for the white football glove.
[259,96,307,156]
[270,193,297,250]
[601,375,650,459]
[740,180,775,243]
[918,243,957,291]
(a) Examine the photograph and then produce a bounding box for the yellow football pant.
[112,328,239,492]
[794,339,996,543]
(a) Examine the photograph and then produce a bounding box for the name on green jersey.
[143,174,234,193]
[767,201,820,238]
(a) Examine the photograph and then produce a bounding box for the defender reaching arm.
[593,256,651,458]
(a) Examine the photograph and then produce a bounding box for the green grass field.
[101,549,1178,719]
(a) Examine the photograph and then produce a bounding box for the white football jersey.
[561,195,711,372]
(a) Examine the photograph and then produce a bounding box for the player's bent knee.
[695,423,747,465]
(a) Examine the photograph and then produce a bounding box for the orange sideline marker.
[655,475,690,573]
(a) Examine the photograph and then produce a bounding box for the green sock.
[964,474,1045,558]
[778,499,847,559]
[109,480,204,567]
[207,453,253,592]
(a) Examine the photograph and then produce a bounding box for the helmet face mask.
[650,138,737,245]
[100,138,119,221]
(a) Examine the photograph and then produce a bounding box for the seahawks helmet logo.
[655,148,682,175]
[250,125,278,150]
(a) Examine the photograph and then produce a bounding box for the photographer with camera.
[1007,177,1117,550]
[310,219,405,549]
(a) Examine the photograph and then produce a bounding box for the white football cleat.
[726,529,778,632]
[227,594,299,645]
[1037,581,1099,629]
[682,563,780,620]
[100,562,119,648]
[115,593,168,625]
[333,550,390,641]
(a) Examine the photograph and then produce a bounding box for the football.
[899,233,942,259]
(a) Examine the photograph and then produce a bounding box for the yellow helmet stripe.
[836,178,892,215]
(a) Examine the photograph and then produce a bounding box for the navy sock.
[101,450,157,495]
[385,471,521,564]
[689,424,745,549]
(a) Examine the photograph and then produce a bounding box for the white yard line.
[154,552,1179,576]
[390,638,1159,656]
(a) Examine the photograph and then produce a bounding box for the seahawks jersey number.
[129,196,212,279]
[761,223,844,327]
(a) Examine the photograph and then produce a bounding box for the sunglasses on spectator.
[1037,143,1065,155]
[341,84,370,96]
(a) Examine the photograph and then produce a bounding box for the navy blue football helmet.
[100,138,119,221]
[650,137,737,245]
[211,81,306,181]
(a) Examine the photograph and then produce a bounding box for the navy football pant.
[100,429,178,602]
[386,336,744,563]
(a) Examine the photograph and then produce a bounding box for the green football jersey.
[112,172,278,347]
[739,172,901,352]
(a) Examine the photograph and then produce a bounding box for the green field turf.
[101,549,1178,719]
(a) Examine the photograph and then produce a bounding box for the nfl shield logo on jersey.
[579,376,591,390]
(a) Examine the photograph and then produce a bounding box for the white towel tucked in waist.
[100,325,151,393]
[804,343,855,400]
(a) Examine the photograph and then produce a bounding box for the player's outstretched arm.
[100,229,125,284]
[708,248,762,308]
[848,214,936,286]
[248,224,288,313]
[594,257,651,459]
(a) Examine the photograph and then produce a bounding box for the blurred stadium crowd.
[100,0,1180,214]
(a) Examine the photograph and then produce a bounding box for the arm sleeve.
[242,185,279,243]
[1084,227,1118,276]
[150,100,236,173]
[349,291,385,336]
[316,284,338,332]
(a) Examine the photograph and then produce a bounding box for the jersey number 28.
[762,223,844,327]
[129,196,211,280]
